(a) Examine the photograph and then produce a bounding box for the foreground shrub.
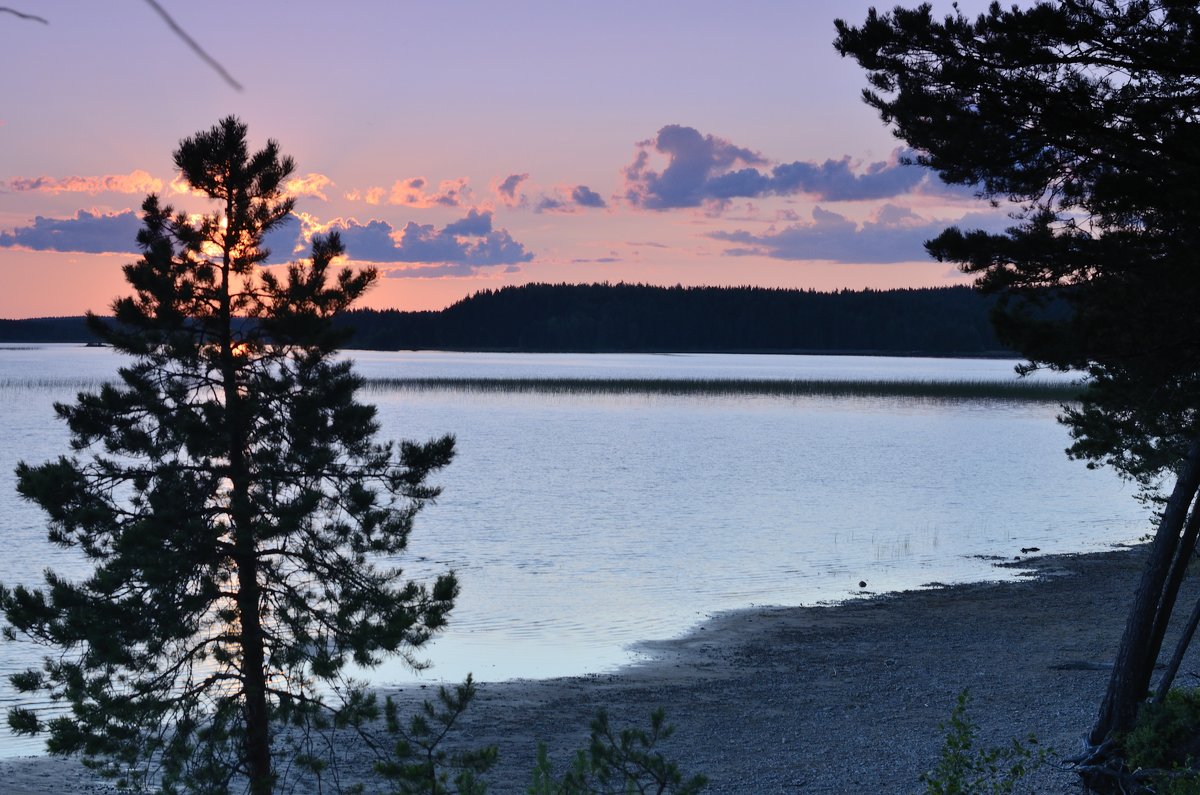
[921,690,1047,795]
[376,676,497,795]
[1124,688,1200,794]
[375,678,705,794]
[529,707,707,795]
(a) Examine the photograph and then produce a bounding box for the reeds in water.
[363,377,1084,402]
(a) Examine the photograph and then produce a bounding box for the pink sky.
[0,1,1015,318]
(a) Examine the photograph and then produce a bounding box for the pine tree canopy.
[836,0,1200,486]
[0,116,457,793]
[837,2,1200,785]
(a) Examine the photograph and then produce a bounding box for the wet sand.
[5,545,1190,793]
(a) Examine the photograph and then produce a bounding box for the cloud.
[387,176,472,208]
[623,125,955,210]
[343,186,386,205]
[623,125,766,209]
[284,172,333,200]
[441,208,493,236]
[0,208,306,264]
[571,185,607,208]
[534,195,567,213]
[0,209,141,253]
[534,184,609,214]
[759,155,926,201]
[261,214,305,264]
[169,174,209,197]
[325,209,533,273]
[344,177,474,208]
[1,170,163,195]
[494,173,529,207]
[383,262,500,279]
[709,205,1011,264]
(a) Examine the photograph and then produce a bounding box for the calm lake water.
[0,345,1148,756]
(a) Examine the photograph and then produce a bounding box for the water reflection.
[0,347,1146,757]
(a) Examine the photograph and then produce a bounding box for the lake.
[0,346,1148,756]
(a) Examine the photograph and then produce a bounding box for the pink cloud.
[388,176,472,208]
[3,169,163,195]
[284,172,334,200]
[345,177,473,208]
[344,186,387,205]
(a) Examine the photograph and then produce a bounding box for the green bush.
[921,690,1047,795]
[1125,688,1200,793]
[528,707,707,795]
[374,678,705,794]
[375,676,498,795]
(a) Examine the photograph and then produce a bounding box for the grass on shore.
[363,376,1084,402]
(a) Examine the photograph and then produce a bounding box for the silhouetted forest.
[0,283,1011,354]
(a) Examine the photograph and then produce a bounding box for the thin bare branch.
[141,0,243,91]
[0,6,48,24]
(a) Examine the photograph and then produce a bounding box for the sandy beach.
[5,544,1195,794]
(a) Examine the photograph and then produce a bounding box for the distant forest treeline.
[0,283,1011,355]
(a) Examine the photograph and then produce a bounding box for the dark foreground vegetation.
[0,283,1010,355]
[837,1,1200,791]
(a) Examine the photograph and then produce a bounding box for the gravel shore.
[5,545,1193,794]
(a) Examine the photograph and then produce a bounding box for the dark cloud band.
[333,209,533,270]
[624,124,953,210]
[0,210,142,253]
[709,206,1010,263]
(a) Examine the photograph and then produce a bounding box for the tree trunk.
[218,219,273,794]
[1154,503,1200,702]
[237,551,273,795]
[1146,491,1200,679]
[228,359,274,793]
[1088,435,1200,748]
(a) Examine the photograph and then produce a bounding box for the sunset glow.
[0,0,1016,319]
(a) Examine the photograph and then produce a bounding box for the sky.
[0,0,1019,319]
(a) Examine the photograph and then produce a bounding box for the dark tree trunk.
[237,551,273,795]
[228,362,273,793]
[1089,436,1200,749]
[1151,493,1200,702]
[1145,492,1200,676]
[1155,574,1200,703]
[218,228,273,794]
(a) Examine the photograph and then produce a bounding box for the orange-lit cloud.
[343,186,386,205]
[284,172,333,200]
[388,176,472,208]
[166,172,334,202]
[345,177,472,208]
[391,177,470,208]
[169,174,209,197]
[2,169,163,195]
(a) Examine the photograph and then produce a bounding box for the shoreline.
[5,545,1190,793]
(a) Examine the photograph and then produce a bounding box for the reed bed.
[363,376,1084,402]
[0,376,1084,402]
[0,377,107,391]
